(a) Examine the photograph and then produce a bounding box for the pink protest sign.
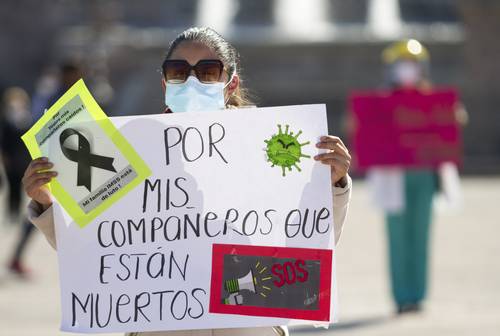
[349,88,462,170]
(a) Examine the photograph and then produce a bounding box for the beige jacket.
[28,176,352,336]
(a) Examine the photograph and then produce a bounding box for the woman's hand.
[314,135,351,187]
[22,157,57,211]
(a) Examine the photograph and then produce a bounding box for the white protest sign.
[54,104,338,333]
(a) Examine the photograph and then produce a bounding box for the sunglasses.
[162,59,225,84]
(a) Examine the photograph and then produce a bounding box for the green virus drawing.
[264,124,310,176]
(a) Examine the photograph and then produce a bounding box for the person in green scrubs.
[382,39,438,314]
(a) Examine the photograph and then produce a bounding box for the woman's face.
[162,41,238,100]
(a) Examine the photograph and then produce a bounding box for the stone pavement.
[1,178,499,336]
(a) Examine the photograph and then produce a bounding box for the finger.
[316,138,346,151]
[29,157,49,169]
[34,157,49,163]
[333,142,351,159]
[25,172,56,190]
[316,142,336,150]
[24,160,54,178]
[314,145,350,161]
[314,152,330,161]
[334,141,349,154]
[23,171,57,188]
[319,135,346,147]
[315,136,340,149]
[26,177,53,195]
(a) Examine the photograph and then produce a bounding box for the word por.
[164,123,227,165]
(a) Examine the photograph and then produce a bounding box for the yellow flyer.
[21,79,151,228]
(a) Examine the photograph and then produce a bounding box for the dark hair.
[164,27,253,107]
[60,59,83,74]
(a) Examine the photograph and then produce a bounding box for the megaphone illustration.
[224,269,257,294]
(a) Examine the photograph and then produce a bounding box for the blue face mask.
[165,76,230,113]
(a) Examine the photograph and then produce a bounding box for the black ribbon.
[59,128,116,192]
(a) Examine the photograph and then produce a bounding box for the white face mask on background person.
[392,61,422,88]
[165,75,232,113]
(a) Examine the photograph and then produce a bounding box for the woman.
[23,27,352,336]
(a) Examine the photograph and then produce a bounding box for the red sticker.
[209,244,333,321]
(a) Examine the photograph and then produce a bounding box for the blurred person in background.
[22,26,352,336]
[367,39,465,314]
[0,87,34,277]
[381,40,435,314]
[31,60,83,122]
